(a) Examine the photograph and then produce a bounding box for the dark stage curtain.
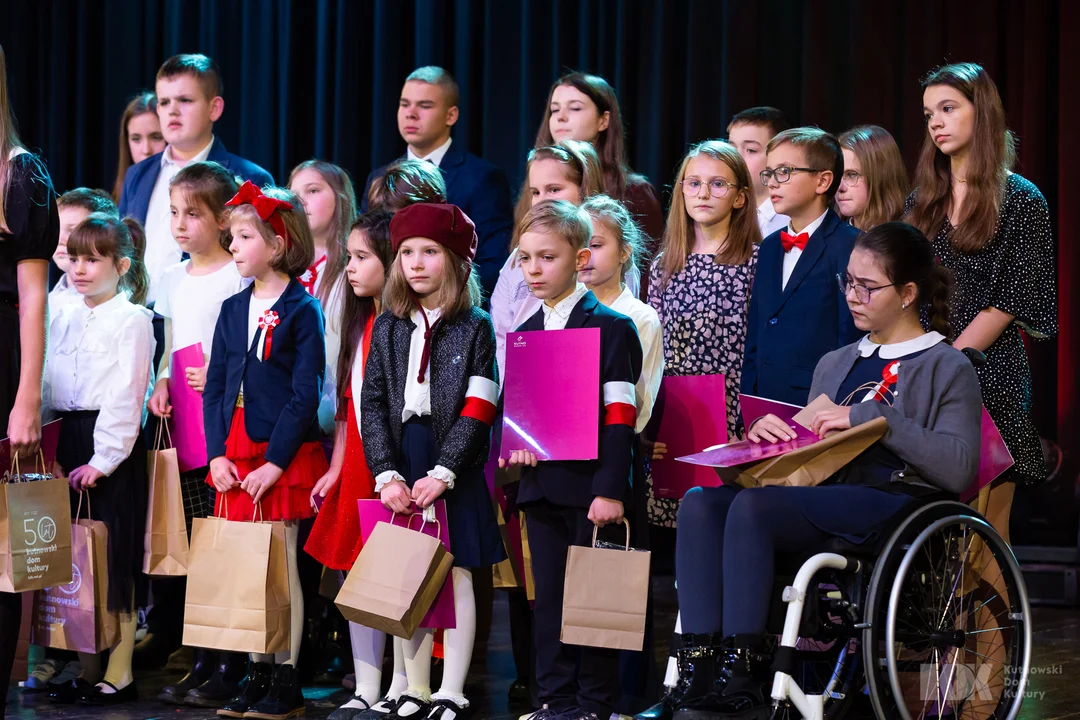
[1,0,1075,453]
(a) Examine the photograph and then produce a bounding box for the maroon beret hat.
[389,203,478,262]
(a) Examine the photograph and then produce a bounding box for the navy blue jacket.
[118,138,274,224]
[741,208,860,406]
[203,278,326,469]
[361,141,513,298]
[513,291,643,509]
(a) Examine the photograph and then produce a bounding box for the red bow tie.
[780,231,809,253]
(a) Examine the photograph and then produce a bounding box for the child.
[503,200,643,720]
[727,107,791,238]
[111,91,165,202]
[361,203,505,720]
[835,125,908,230]
[51,189,118,315]
[146,161,248,709]
[43,214,154,706]
[491,141,606,379]
[203,181,328,719]
[367,159,447,213]
[302,211,398,719]
[741,127,860,406]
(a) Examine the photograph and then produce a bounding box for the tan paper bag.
[31,494,119,653]
[183,513,290,654]
[0,455,72,593]
[335,516,452,640]
[492,503,523,590]
[561,520,650,651]
[521,512,535,602]
[143,422,189,576]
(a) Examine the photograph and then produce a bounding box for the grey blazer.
[809,337,983,495]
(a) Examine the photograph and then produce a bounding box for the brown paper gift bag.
[492,503,523,590]
[182,507,290,654]
[561,520,651,651]
[31,494,119,653]
[335,514,452,640]
[143,422,189,576]
[0,454,72,593]
[521,512,535,602]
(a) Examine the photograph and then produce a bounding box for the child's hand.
[498,449,538,468]
[186,364,208,394]
[68,464,104,491]
[639,436,667,460]
[810,406,852,439]
[411,476,448,509]
[588,496,624,528]
[747,414,796,444]
[209,456,240,493]
[241,462,284,504]
[380,479,412,515]
[311,466,341,500]
[149,379,171,419]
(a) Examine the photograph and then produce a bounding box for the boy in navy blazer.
[118,54,273,305]
[360,66,513,299]
[502,200,642,720]
[742,127,860,407]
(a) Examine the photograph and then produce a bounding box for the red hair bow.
[226,181,294,247]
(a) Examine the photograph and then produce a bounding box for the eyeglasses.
[760,166,825,186]
[837,274,897,304]
[840,170,863,187]
[680,178,740,198]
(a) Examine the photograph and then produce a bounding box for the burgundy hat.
[390,203,478,262]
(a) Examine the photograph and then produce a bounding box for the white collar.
[787,208,829,238]
[161,136,215,169]
[757,197,777,220]
[411,305,443,325]
[542,282,588,321]
[78,292,129,316]
[407,137,453,167]
[857,331,946,359]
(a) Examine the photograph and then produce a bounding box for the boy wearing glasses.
[741,127,860,406]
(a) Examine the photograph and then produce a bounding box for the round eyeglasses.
[760,166,825,186]
[680,178,740,198]
[837,273,897,304]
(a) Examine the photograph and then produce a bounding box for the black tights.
[0,591,22,716]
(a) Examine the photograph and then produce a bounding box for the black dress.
[912,174,1057,485]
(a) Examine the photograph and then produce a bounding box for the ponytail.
[66,213,150,306]
[121,217,150,307]
[926,263,954,340]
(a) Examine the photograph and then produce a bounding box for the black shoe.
[186,651,249,708]
[78,680,139,706]
[46,678,93,704]
[133,631,181,670]
[385,694,432,720]
[508,680,532,708]
[351,695,402,720]
[216,661,273,718]
[656,632,723,720]
[159,648,219,704]
[244,663,306,719]
[327,696,371,720]
[427,698,471,720]
[674,635,772,720]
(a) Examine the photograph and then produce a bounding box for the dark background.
[2,0,1076,499]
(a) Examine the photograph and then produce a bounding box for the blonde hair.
[517,199,593,251]
[582,195,647,281]
[226,186,315,276]
[838,125,909,230]
[658,140,760,288]
[383,244,481,320]
[512,140,604,248]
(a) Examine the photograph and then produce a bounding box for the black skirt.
[57,410,148,614]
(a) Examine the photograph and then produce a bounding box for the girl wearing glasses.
[836,125,908,230]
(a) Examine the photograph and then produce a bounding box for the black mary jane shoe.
[46,678,93,704]
[427,698,472,720]
[78,680,139,706]
[385,693,433,720]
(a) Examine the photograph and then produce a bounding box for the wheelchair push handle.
[591,518,632,551]
[960,347,987,367]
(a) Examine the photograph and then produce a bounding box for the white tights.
[401,567,476,708]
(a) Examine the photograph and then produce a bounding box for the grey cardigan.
[809,337,983,495]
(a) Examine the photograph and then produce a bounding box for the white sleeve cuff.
[429,465,456,489]
[88,454,117,478]
[374,470,406,494]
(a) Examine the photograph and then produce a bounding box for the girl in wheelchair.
[672,221,984,720]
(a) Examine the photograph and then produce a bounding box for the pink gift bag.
[357,500,456,629]
[168,343,209,472]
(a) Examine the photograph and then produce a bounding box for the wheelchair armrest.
[961,347,987,367]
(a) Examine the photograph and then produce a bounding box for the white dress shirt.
[44,294,155,476]
[781,209,829,290]
[757,197,790,240]
[608,286,664,433]
[144,137,216,304]
[542,283,589,330]
[406,137,453,167]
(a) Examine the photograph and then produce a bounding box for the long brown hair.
[838,125,909,230]
[0,44,27,235]
[512,140,604,247]
[907,63,1016,252]
[170,161,239,250]
[534,72,644,201]
[658,140,760,288]
[289,160,358,307]
[337,211,394,410]
[383,244,482,321]
[111,92,158,202]
[67,214,151,307]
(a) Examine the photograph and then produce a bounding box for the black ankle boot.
[244,663,305,719]
[216,661,273,718]
[637,632,722,720]
[674,634,772,720]
[186,651,250,708]
[158,648,218,704]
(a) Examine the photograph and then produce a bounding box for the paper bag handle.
[154,418,173,451]
[592,518,632,551]
[7,449,48,483]
[839,381,895,408]
[213,492,264,523]
[74,490,93,521]
[390,507,442,539]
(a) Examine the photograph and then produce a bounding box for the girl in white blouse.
[43,214,155,706]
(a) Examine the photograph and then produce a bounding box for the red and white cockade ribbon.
[258,310,280,361]
[863,360,900,403]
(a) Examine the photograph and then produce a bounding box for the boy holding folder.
[502,200,643,720]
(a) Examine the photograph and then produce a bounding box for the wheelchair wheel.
[862,502,1031,720]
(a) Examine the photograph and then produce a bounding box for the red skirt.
[208,406,327,522]
[305,396,377,570]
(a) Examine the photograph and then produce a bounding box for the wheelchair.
[763,484,1031,720]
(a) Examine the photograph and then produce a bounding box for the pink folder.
[650,374,729,499]
[740,394,818,441]
[960,409,1014,502]
[1,419,62,478]
[168,343,208,472]
[501,328,600,461]
[357,500,455,629]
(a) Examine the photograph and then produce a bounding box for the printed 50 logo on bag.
[20,508,60,580]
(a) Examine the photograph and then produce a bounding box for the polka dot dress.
[921,174,1057,485]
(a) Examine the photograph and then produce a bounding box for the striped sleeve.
[460,375,499,426]
[603,380,637,427]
